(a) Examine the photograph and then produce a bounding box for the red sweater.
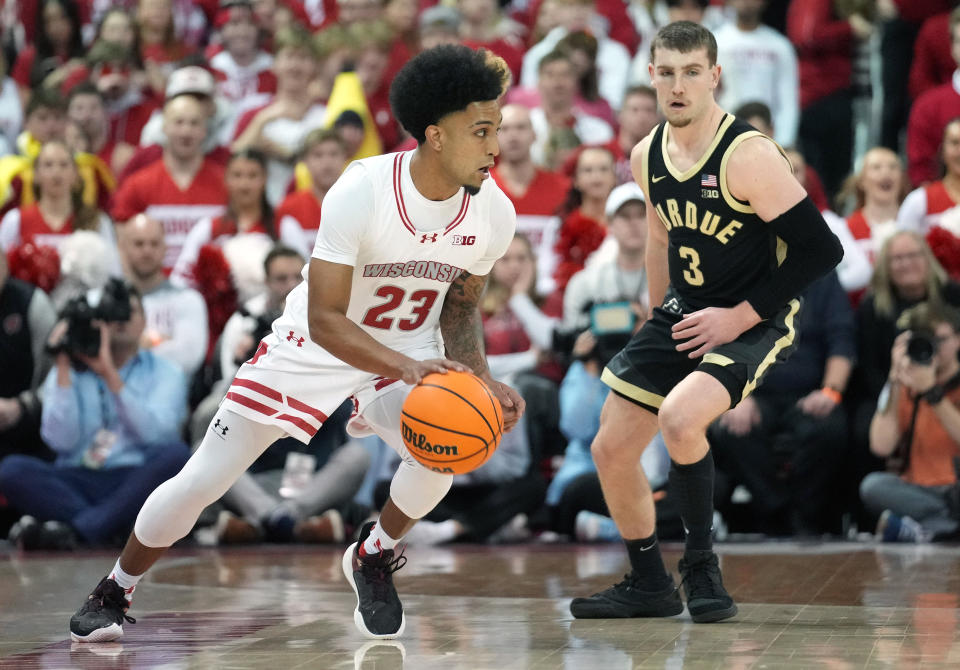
[892,0,952,25]
[787,0,853,108]
[910,13,954,100]
[907,81,960,186]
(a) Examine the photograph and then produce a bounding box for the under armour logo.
[213,419,229,436]
[420,233,438,244]
[287,330,305,347]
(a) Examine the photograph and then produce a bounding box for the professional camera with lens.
[906,331,937,365]
[50,278,133,359]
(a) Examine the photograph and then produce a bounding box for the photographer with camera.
[861,301,960,543]
[0,280,190,550]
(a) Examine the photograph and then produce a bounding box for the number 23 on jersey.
[361,286,439,331]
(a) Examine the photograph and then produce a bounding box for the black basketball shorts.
[601,287,802,413]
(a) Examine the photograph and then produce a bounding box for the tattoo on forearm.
[440,271,489,375]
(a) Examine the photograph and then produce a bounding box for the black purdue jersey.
[642,114,788,311]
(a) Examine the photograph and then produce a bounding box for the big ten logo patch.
[451,235,476,246]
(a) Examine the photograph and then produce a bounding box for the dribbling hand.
[486,379,525,433]
[399,358,472,385]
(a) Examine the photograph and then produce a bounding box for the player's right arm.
[306,259,467,384]
[631,135,668,312]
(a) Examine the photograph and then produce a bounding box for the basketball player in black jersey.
[569,21,843,623]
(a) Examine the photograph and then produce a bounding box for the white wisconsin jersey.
[276,151,516,364]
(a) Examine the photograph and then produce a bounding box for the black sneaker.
[10,516,79,551]
[70,577,136,642]
[341,521,407,638]
[570,573,683,619]
[678,550,738,623]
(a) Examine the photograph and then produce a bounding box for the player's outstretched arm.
[439,271,525,431]
[307,258,470,384]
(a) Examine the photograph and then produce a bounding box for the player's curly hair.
[390,45,510,145]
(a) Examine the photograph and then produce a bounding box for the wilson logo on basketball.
[401,422,460,456]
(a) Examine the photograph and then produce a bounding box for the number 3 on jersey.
[361,286,439,331]
[678,246,704,286]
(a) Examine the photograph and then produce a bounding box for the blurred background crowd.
[2,0,960,551]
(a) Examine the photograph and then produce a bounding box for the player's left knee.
[390,462,454,519]
[658,402,705,448]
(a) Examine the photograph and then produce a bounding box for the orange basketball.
[401,371,504,475]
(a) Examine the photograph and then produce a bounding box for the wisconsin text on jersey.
[362,261,467,282]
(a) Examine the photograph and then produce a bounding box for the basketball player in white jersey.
[69,45,523,642]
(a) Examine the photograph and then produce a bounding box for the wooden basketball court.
[2,541,960,668]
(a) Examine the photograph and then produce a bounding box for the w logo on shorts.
[663,297,682,314]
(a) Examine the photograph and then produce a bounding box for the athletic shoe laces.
[681,554,725,598]
[80,579,136,625]
[360,546,407,602]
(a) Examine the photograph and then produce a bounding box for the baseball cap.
[165,66,216,99]
[419,6,461,34]
[605,182,646,218]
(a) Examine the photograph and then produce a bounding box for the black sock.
[624,533,671,590]
[669,453,715,553]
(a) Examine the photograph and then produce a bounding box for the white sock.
[109,560,142,602]
[361,522,399,555]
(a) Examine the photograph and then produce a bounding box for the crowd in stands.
[3,0,960,550]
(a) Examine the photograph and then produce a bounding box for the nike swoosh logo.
[652,174,666,183]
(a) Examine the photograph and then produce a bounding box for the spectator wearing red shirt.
[122,66,234,184]
[276,129,349,234]
[210,1,278,119]
[136,0,191,95]
[382,0,419,84]
[910,11,954,101]
[0,91,115,219]
[787,0,873,199]
[607,85,659,186]
[492,104,571,295]
[878,0,953,150]
[111,95,228,272]
[458,0,527,82]
[908,13,960,187]
[11,0,87,106]
[172,149,309,286]
[553,146,616,294]
[901,119,960,233]
[85,41,161,152]
[232,26,327,205]
[67,83,133,181]
[0,141,118,263]
[844,147,906,266]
